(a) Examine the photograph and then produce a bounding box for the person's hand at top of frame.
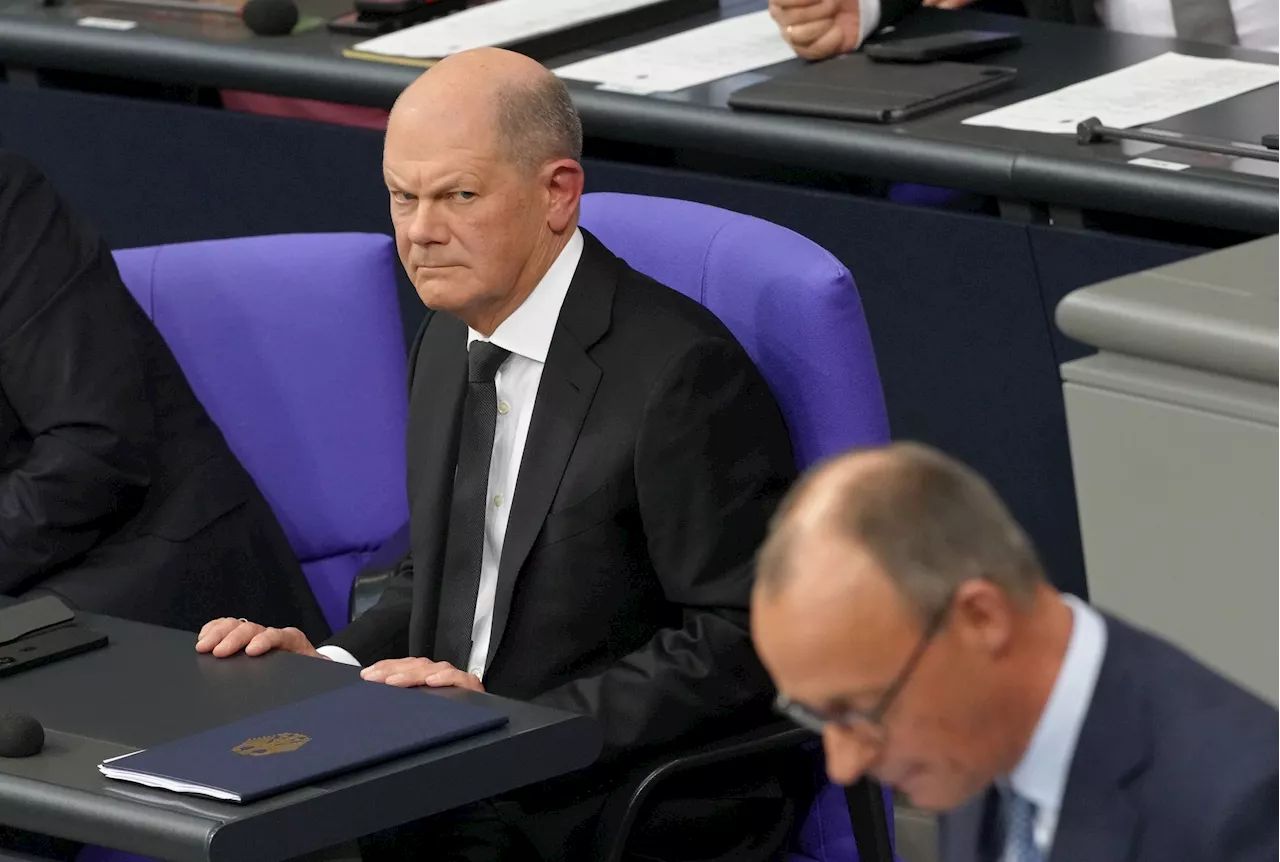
[769,0,862,60]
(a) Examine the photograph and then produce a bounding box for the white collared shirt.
[1002,594,1109,859]
[318,229,584,676]
[858,0,1276,52]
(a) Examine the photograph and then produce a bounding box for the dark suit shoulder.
[606,262,751,362]
[1103,615,1277,851]
[0,151,100,339]
[1105,614,1276,734]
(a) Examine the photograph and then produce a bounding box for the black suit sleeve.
[532,336,796,759]
[869,0,925,36]
[0,155,152,593]
[322,309,437,662]
[327,553,414,663]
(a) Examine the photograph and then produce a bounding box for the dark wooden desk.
[0,611,601,862]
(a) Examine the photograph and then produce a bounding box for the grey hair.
[756,442,1045,622]
[494,74,583,172]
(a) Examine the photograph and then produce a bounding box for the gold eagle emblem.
[232,733,311,757]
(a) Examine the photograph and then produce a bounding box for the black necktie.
[434,340,511,671]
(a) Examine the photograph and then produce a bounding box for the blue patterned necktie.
[1003,789,1043,862]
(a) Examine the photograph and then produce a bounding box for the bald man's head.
[382,49,585,334]
[750,444,1060,810]
[756,442,1044,622]
[389,48,581,174]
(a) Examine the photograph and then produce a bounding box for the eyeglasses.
[774,594,953,742]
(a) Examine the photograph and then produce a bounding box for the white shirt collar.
[466,229,583,363]
[1008,594,1108,815]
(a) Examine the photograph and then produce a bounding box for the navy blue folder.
[98,681,508,803]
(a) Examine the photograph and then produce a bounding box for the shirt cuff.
[856,0,883,47]
[316,645,362,667]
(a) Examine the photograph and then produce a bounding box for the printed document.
[963,52,1278,134]
[554,10,796,95]
[353,0,662,59]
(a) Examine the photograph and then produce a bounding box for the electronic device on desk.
[865,30,1022,63]
[728,53,1017,124]
[0,595,108,679]
[327,0,462,37]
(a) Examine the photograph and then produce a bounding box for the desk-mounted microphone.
[0,712,44,758]
[1077,116,1279,163]
[42,0,299,35]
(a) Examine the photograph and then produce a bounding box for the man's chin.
[412,277,466,312]
[898,782,982,814]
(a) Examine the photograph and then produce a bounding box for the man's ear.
[951,579,1017,658]
[544,159,585,233]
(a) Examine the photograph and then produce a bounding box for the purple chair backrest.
[580,193,888,466]
[111,233,409,633]
[580,194,893,862]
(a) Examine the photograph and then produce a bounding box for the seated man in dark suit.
[753,442,1278,862]
[197,47,798,861]
[0,150,327,640]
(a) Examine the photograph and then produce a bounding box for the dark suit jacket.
[940,613,1278,862]
[0,150,327,639]
[879,0,1098,33]
[329,229,796,805]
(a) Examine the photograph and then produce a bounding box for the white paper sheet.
[353,0,662,59]
[554,11,795,95]
[963,52,1279,135]
[99,752,241,802]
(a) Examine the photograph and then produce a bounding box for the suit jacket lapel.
[1049,623,1148,862]
[406,312,468,657]
[484,231,616,670]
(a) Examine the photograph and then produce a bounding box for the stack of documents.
[350,0,663,61]
[963,52,1279,134]
[554,11,797,95]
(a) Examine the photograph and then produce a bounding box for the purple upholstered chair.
[580,194,894,862]
[110,234,409,632]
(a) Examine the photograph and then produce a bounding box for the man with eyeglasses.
[751,442,1277,862]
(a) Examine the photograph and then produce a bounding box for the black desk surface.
[0,612,601,862]
[0,0,1275,231]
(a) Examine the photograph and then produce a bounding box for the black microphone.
[42,0,299,35]
[1077,116,1279,163]
[0,712,45,758]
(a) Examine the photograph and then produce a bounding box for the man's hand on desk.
[361,658,485,693]
[769,0,861,60]
[194,617,326,659]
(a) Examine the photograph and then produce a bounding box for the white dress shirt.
[1001,594,1108,859]
[318,229,585,677]
[857,0,1277,52]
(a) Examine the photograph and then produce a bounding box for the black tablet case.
[728,53,1017,124]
